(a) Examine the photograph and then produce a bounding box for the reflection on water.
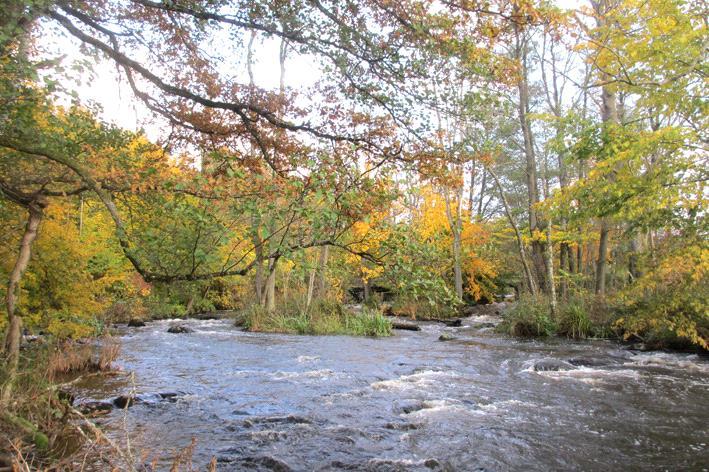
[75,316,709,471]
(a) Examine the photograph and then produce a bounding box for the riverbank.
[495,295,708,353]
[0,338,123,469]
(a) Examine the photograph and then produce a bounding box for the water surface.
[76,314,709,471]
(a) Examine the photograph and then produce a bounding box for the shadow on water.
[74,316,709,471]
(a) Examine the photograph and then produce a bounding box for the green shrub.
[142,296,187,319]
[612,245,708,351]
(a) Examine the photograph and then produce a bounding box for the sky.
[39,18,322,141]
[38,0,585,143]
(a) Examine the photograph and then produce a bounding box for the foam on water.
[297,355,320,363]
[626,352,709,374]
[371,370,460,391]
[534,366,641,385]
[272,369,335,380]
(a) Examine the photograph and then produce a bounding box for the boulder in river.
[158,392,181,402]
[567,357,612,367]
[442,319,462,327]
[255,415,312,425]
[438,333,456,341]
[624,342,650,352]
[167,325,193,334]
[113,395,141,409]
[127,319,146,327]
[384,422,418,431]
[57,389,75,405]
[78,401,114,416]
[471,322,496,329]
[533,359,575,372]
[392,321,421,331]
[397,400,426,414]
[240,456,292,472]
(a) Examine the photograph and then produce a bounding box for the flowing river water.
[74,312,709,471]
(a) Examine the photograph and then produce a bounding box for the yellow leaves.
[361,265,384,283]
[615,241,708,350]
[47,318,95,340]
[414,187,450,242]
[465,255,497,301]
[346,210,391,280]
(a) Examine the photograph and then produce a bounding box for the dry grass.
[47,337,120,380]
[2,336,219,471]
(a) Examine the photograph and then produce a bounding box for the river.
[73,312,709,471]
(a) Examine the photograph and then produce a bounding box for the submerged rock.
[127,319,146,327]
[326,460,360,470]
[259,415,312,425]
[471,322,496,329]
[438,333,457,341]
[57,389,75,405]
[77,401,113,416]
[397,400,426,414]
[384,422,418,431]
[533,359,575,372]
[167,325,193,334]
[0,454,16,470]
[158,392,181,401]
[240,456,292,472]
[442,319,462,327]
[243,415,312,428]
[113,395,140,409]
[392,321,421,331]
[625,342,650,352]
[568,357,612,367]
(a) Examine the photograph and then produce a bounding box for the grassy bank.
[496,294,708,351]
[241,300,392,337]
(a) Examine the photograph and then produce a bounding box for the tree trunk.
[540,157,557,314]
[185,294,195,315]
[545,224,557,315]
[467,161,476,216]
[628,235,641,283]
[3,202,44,378]
[559,241,568,299]
[595,222,610,294]
[593,0,620,296]
[514,20,545,292]
[488,168,538,296]
[315,245,329,298]
[476,170,486,221]
[262,258,277,312]
[444,190,464,300]
[363,279,371,302]
[306,245,330,308]
[306,259,316,309]
[250,221,264,303]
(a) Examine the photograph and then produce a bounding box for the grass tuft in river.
[241,299,392,337]
[497,294,614,340]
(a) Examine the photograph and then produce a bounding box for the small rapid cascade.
[71,315,709,471]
